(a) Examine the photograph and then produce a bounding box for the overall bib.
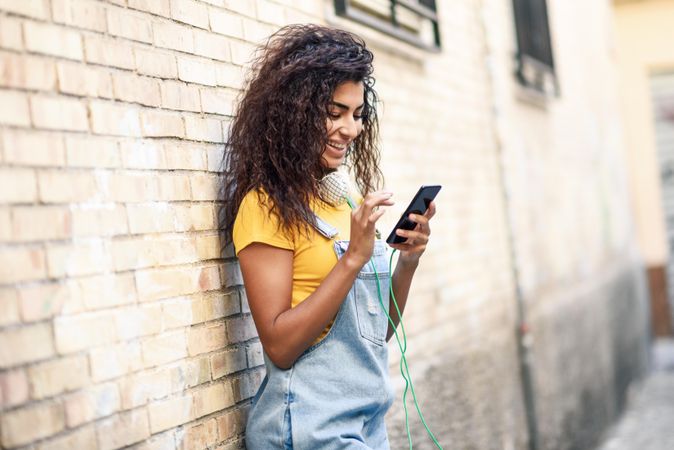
[245,215,395,450]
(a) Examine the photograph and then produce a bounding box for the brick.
[153,21,194,53]
[0,0,50,19]
[255,0,286,25]
[161,297,194,329]
[47,239,112,277]
[141,110,185,138]
[177,56,217,86]
[57,61,113,98]
[113,72,161,107]
[114,303,162,341]
[0,322,54,368]
[170,0,209,28]
[222,0,256,18]
[211,347,247,379]
[90,342,143,382]
[2,129,65,167]
[187,323,226,356]
[200,87,235,115]
[38,170,100,203]
[84,35,135,70]
[97,408,151,450]
[0,401,65,448]
[112,235,198,270]
[184,116,223,142]
[127,202,174,233]
[0,16,23,50]
[128,0,170,16]
[64,382,120,427]
[71,204,128,237]
[157,173,192,201]
[102,172,160,202]
[142,330,188,368]
[135,264,220,302]
[118,370,172,409]
[54,311,117,354]
[0,245,47,284]
[0,287,19,326]
[215,63,244,89]
[230,40,256,66]
[12,205,71,242]
[28,355,90,399]
[0,208,9,241]
[90,100,142,136]
[52,0,107,32]
[76,273,136,311]
[215,407,247,440]
[0,368,29,408]
[190,172,219,200]
[226,315,257,342]
[130,430,176,450]
[164,142,208,170]
[18,282,69,322]
[30,95,89,131]
[120,139,165,169]
[24,21,83,60]
[208,8,244,39]
[196,233,221,260]
[0,51,57,91]
[192,382,234,419]
[193,29,232,62]
[174,203,216,231]
[0,89,30,127]
[179,419,218,450]
[246,342,263,367]
[148,393,193,433]
[135,47,178,79]
[107,7,152,43]
[172,357,210,391]
[66,135,120,168]
[206,143,225,172]
[161,80,202,112]
[196,291,240,323]
[233,368,263,401]
[242,17,274,43]
[222,262,243,286]
[37,425,97,450]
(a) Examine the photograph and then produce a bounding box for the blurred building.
[0,1,652,449]
[613,0,674,337]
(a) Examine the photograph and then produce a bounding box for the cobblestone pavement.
[596,338,674,450]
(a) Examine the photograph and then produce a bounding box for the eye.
[328,111,341,119]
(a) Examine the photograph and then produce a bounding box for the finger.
[409,214,431,235]
[424,201,436,219]
[396,228,429,244]
[359,192,394,217]
[369,207,387,223]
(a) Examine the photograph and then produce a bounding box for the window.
[334,0,441,51]
[512,0,558,95]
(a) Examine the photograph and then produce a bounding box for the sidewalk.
[596,338,674,450]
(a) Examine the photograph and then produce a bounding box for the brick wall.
[0,1,321,449]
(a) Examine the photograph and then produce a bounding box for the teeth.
[329,142,347,149]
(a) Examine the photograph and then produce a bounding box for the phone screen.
[386,185,441,244]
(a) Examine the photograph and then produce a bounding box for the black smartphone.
[386,185,441,244]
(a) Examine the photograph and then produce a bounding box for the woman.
[220,24,435,449]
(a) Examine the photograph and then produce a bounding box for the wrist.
[341,250,366,274]
[397,254,420,271]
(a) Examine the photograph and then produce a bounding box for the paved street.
[596,338,674,450]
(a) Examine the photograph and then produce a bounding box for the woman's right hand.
[344,190,394,268]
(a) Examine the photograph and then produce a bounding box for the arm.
[238,191,394,369]
[385,201,436,342]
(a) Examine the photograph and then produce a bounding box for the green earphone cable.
[343,195,442,448]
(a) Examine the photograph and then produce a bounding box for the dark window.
[512,0,558,95]
[334,0,441,51]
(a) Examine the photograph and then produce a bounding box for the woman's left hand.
[387,201,436,266]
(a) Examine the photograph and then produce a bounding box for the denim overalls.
[245,214,395,449]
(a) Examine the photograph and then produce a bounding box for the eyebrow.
[330,101,364,110]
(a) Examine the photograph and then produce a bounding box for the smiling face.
[322,80,365,170]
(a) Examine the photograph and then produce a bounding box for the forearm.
[386,258,418,341]
[267,254,362,368]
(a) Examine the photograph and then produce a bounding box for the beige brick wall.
[0,1,320,449]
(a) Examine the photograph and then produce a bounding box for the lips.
[327,141,348,153]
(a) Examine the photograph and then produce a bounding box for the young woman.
[220,24,435,449]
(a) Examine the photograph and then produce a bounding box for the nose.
[339,117,360,140]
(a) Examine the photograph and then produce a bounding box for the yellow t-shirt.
[232,190,353,341]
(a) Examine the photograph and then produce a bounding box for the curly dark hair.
[219,24,383,245]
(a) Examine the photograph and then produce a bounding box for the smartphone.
[386,185,441,244]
